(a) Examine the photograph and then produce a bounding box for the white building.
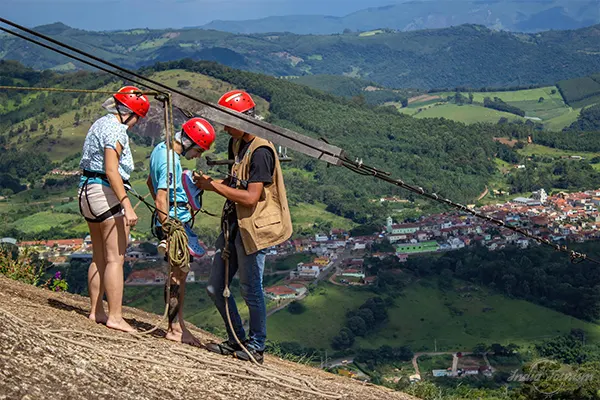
[531,189,548,204]
[447,237,465,250]
[315,233,329,242]
[290,263,321,279]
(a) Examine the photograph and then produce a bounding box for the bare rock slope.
[0,276,416,400]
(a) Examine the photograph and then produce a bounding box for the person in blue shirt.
[147,117,216,345]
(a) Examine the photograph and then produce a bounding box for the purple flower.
[54,271,62,280]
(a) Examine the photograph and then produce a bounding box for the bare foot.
[88,313,108,325]
[166,329,183,342]
[171,322,183,334]
[181,330,203,347]
[106,317,136,333]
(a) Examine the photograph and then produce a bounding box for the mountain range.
[200,0,600,34]
[3,22,600,89]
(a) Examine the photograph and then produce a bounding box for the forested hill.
[148,60,501,207]
[3,22,600,88]
[0,59,510,226]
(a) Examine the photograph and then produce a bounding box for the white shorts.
[78,183,124,223]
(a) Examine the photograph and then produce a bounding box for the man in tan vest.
[195,90,292,364]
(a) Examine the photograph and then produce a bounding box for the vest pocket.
[254,214,282,228]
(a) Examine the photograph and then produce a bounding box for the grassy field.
[399,86,581,130]
[268,283,374,350]
[470,87,563,104]
[290,202,355,231]
[412,104,525,124]
[352,280,600,353]
[417,354,454,375]
[266,279,600,352]
[9,211,81,234]
[516,143,600,159]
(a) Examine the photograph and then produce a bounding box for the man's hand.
[194,172,215,191]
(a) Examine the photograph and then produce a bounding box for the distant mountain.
[4,22,600,89]
[200,1,600,34]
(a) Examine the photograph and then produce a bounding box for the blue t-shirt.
[149,142,191,223]
[79,114,134,187]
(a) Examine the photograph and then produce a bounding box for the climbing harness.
[77,170,132,223]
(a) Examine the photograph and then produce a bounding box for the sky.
[1,0,406,31]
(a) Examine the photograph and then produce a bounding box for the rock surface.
[0,276,416,400]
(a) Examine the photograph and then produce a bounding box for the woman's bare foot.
[88,313,108,325]
[166,328,183,342]
[171,322,183,334]
[106,317,136,333]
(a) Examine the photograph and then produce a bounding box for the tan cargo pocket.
[254,214,282,228]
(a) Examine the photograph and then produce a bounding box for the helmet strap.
[116,101,136,125]
[180,132,198,157]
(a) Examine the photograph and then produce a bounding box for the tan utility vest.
[230,137,293,254]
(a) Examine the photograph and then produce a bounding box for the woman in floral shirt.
[78,86,150,332]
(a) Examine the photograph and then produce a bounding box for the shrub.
[0,249,43,285]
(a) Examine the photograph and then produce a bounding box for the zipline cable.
[0,18,343,162]
[339,156,600,265]
[0,26,167,98]
[0,86,160,96]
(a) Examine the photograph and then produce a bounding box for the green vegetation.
[268,283,373,349]
[483,97,525,117]
[292,75,412,106]
[564,103,600,132]
[405,86,577,129]
[411,104,525,124]
[8,211,81,234]
[404,242,600,322]
[151,59,501,210]
[266,253,312,273]
[418,354,454,375]
[557,74,600,108]
[5,23,600,89]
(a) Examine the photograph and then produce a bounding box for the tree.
[74,112,81,126]
[400,98,408,107]
[490,343,507,355]
[331,327,355,350]
[438,268,454,290]
[472,343,488,355]
[356,308,375,326]
[347,316,367,336]
[287,301,306,314]
[538,97,544,103]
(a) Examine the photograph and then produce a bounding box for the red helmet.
[218,90,256,114]
[182,118,216,151]
[113,86,150,118]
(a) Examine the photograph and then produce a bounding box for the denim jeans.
[207,230,267,351]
